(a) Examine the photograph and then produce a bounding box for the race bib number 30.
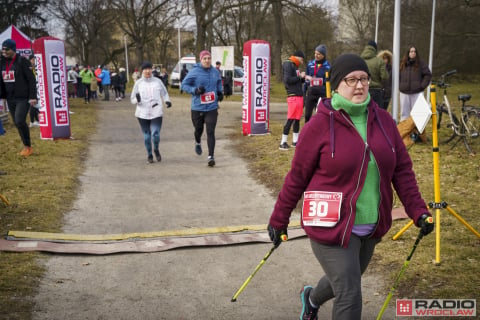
[302,191,343,227]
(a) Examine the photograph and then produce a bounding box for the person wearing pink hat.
[181,50,223,167]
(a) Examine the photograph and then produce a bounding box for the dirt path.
[31,94,395,319]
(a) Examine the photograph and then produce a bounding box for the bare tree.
[211,1,272,66]
[429,1,480,74]
[111,0,177,68]
[42,0,480,77]
[46,0,117,65]
[187,0,264,54]
[264,0,331,81]
[0,0,48,39]
[337,0,378,50]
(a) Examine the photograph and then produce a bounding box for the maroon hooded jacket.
[269,98,428,248]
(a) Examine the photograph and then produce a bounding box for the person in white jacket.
[130,61,172,163]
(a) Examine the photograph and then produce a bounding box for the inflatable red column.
[32,36,71,140]
[242,40,271,136]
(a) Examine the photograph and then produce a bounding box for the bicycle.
[435,70,480,155]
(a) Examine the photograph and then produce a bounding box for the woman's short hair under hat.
[330,53,370,90]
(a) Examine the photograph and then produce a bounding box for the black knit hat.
[2,39,16,51]
[368,40,377,51]
[141,61,153,70]
[330,54,370,90]
[293,50,305,59]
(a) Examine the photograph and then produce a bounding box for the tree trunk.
[271,0,284,82]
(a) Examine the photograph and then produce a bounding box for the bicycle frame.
[441,91,460,134]
[435,70,479,154]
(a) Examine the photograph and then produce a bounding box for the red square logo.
[396,299,413,316]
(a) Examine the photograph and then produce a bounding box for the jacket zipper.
[340,112,369,246]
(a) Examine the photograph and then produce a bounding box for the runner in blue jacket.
[181,50,223,167]
[304,44,330,123]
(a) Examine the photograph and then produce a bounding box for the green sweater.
[331,93,379,225]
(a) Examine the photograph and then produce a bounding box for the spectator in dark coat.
[377,50,393,110]
[159,67,169,89]
[223,70,233,97]
[180,64,189,94]
[360,40,389,109]
[279,50,306,150]
[111,70,122,101]
[119,68,127,98]
[399,46,431,121]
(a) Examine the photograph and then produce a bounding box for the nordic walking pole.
[231,233,287,302]
[376,229,425,320]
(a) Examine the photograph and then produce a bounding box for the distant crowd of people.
[278,40,431,150]
[67,65,128,103]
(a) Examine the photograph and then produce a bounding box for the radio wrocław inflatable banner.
[32,37,71,140]
[242,40,271,136]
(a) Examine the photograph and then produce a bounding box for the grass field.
[0,99,97,319]
[1,77,479,318]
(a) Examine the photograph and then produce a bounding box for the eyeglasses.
[343,77,370,87]
[2,47,11,51]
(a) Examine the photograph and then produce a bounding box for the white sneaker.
[30,121,40,127]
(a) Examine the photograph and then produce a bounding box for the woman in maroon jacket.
[268,54,434,320]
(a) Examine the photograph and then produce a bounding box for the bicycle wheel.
[463,108,480,153]
[436,105,458,144]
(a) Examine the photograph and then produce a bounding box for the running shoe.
[300,285,318,320]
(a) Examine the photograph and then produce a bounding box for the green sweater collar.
[331,92,370,117]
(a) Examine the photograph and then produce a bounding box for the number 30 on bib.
[302,191,343,227]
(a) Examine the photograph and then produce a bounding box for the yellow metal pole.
[392,220,414,240]
[445,205,480,238]
[393,84,480,262]
[326,71,331,98]
[430,85,442,265]
[0,193,9,205]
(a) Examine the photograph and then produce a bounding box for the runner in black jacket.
[279,50,306,150]
[0,39,37,157]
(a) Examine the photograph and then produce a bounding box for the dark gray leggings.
[191,109,218,158]
[8,98,31,147]
[309,235,380,320]
[282,118,300,135]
